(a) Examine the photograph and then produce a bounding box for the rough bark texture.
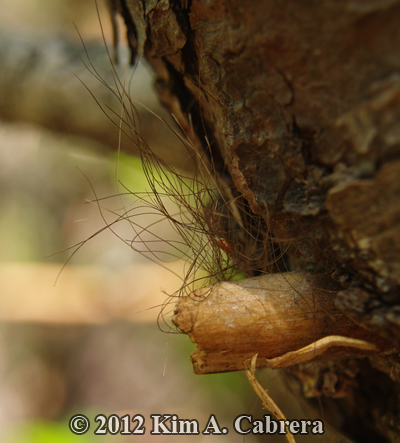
[113,1,400,441]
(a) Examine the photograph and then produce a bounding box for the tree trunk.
[112,1,400,441]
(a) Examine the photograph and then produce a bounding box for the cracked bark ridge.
[127,0,400,339]
[113,1,400,441]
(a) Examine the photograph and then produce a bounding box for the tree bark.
[113,1,400,441]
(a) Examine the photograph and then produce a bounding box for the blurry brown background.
[0,1,344,442]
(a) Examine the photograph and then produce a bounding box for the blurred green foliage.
[6,420,94,443]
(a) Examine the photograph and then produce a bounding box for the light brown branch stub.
[172,272,392,374]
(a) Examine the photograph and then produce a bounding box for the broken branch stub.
[172,272,391,374]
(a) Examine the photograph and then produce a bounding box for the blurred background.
[0,1,343,442]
